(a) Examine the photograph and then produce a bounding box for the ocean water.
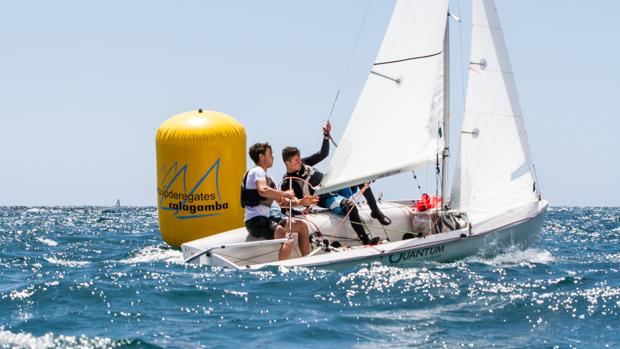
[0,207,618,349]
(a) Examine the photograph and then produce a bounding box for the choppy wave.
[466,247,555,266]
[0,206,619,348]
[5,287,35,301]
[0,328,150,349]
[119,245,183,265]
[36,237,58,247]
[44,257,90,268]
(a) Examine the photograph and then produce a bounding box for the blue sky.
[0,1,618,206]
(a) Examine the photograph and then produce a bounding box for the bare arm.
[258,179,318,207]
[256,179,292,200]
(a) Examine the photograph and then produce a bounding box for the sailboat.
[103,199,122,213]
[181,0,548,269]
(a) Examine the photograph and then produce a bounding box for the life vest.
[286,164,323,197]
[415,193,442,212]
[240,171,276,208]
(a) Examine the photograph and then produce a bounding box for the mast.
[441,15,450,209]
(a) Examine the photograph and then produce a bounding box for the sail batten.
[316,0,449,195]
[374,50,443,65]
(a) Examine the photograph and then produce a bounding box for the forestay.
[316,0,449,195]
[451,0,538,222]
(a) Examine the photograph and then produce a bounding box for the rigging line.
[328,134,339,148]
[329,183,371,239]
[378,200,410,208]
[220,248,282,265]
[457,0,466,103]
[295,214,322,235]
[215,242,292,264]
[318,233,358,242]
[327,90,340,122]
[279,174,396,240]
[361,221,412,235]
[436,152,441,203]
[358,211,388,241]
[411,171,423,196]
[279,175,365,238]
[327,0,373,122]
[280,186,376,239]
[321,201,414,236]
[373,51,442,66]
[224,237,302,263]
[287,178,293,239]
[425,165,429,195]
[279,176,319,196]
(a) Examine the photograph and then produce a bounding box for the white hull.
[181,200,547,270]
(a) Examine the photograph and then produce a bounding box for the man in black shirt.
[281,122,391,245]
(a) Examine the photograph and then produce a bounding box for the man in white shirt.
[241,142,315,260]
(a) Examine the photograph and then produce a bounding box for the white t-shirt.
[243,166,273,221]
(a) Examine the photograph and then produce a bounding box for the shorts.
[322,187,358,215]
[323,194,347,215]
[245,215,287,240]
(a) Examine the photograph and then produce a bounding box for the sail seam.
[465,111,523,119]
[472,24,502,31]
[374,51,442,66]
[475,68,514,75]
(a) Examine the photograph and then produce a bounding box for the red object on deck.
[415,194,442,212]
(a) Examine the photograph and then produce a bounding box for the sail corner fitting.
[461,127,480,139]
[370,70,402,85]
[470,58,487,70]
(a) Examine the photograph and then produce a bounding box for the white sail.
[181,0,548,270]
[451,0,538,222]
[316,0,449,195]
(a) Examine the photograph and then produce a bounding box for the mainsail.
[316,0,449,195]
[451,0,538,222]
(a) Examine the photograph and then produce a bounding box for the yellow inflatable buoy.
[155,109,246,247]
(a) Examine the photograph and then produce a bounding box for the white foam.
[36,237,58,247]
[0,328,117,349]
[224,289,248,297]
[25,208,45,214]
[468,248,554,266]
[120,246,183,265]
[607,253,620,263]
[45,257,90,268]
[5,287,34,301]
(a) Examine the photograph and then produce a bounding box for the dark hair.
[249,143,272,164]
[282,146,300,162]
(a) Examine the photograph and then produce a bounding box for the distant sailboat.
[103,199,122,213]
[181,0,547,269]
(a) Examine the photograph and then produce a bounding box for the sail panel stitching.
[472,24,502,31]
[465,110,523,119]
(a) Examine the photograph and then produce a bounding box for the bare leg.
[291,220,310,256]
[274,226,293,260]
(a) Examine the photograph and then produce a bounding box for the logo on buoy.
[157,159,230,219]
